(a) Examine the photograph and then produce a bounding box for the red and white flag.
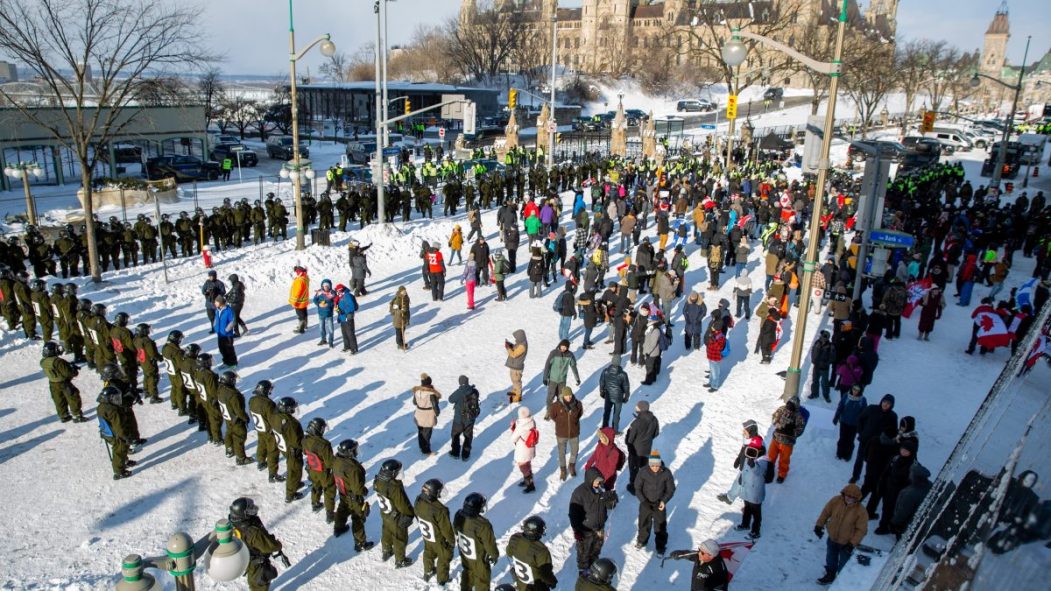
[975,310,1013,350]
[902,277,933,319]
[1024,334,1051,369]
[719,541,755,580]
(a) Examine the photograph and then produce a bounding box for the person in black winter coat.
[569,467,618,574]
[226,273,249,336]
[629,305,650,365]
[809,330,835,401]
[599,357,630,433]
[448,375,479,460]
[683,292,707,351]
[869,438,918,534]
[890,463,932,538]
[579,290,600,349]
[851,394,897,484]
[634,452,676,555]
[666,539,730,591]
[860,417,908,505]
[756,309,780,363]
[733,419,763,469]
[201,270,227,332]
[856,336,880,388]
[625,401,660,495]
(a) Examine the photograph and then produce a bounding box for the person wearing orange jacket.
[289,265,310,334]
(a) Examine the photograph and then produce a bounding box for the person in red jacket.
[704,324,727,392]
[583,427,626,491]
[426,246,446,301]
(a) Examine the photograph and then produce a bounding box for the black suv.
[211,143,259,167]
[763,87,784,101]
[145,155,222,182]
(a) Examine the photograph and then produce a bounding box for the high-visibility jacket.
[289,274,310,309]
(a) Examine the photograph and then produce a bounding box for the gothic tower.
[866,0,900,35]
[982,3,1010,79]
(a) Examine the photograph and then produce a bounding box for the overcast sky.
[201,0,1049,77]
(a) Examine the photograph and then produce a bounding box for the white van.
[923,130,973,152]
[1018,133,1048,165]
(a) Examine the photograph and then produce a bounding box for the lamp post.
[114,520,249,591]
[4,161,44,225]
[547,10,558,171]
[374,0,387,223]
[969,34,1031,192]
[286,0,336,251]
[722,0,848,401]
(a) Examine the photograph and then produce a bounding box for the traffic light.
[508,88,518,110]
[404,98,411,116]
[921,110,935,133]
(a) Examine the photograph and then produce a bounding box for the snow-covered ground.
[0,143,1047,590]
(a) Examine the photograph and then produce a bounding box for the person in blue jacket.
[213,295,238,369]
[313,278,336,348]
[335,283,359,354]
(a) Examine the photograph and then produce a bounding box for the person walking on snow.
[412,373,441,456]
[389,286,411,350]
[599,357,630,433]
[213,295,238,368]
[448,375,479,460]
[584,427,626,490]
[288,265,310,334]
[634,450,676,555]
[543,339,581,416]
[717,438,769,540]
[313,279,336,347]
[549,386,583,481]
[335,284,359,354]
[767,397,806,483]
[814,483,868,585]
[511,406,539,493]
[833,385,867,461]
[625,401,660,495]
[462,253,478,310]
[504,329,528,403]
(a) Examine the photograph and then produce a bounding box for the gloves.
[844,543,854,553]
[575,379,581,386]
[832,417,839,426]
[543,379,549,386]
[273,551,291,568]
[814,527,824,539]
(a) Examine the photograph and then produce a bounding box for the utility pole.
[374,0,386,223]
[547,11,557,171]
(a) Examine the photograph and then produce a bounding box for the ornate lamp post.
[4,161,44,225]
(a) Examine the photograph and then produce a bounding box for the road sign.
[726,95,738,120]
[700,124,716,130]
[438,127,446,139]
[869,229,914,247]
[382,147,400,157]
[802,115,824,174]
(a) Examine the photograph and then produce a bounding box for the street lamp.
[4,161,44,225]
[968,35,1031,192]
[286,0,335,250]
[114,520,249,591]
[722,0,848,401]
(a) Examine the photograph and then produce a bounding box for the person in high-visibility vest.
[289,265,310,334]
[221,157,233,181]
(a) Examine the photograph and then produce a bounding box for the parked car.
[625,109,647,126]
[847,140,907,161]
[763,87,785,101]
[980,141,1022,178]
[676,99,716,113]
[572,116,600,132]
[902,136,951,156]
[923,130,972,152]
[346,140,377,164]
[210,143,258,167]
[109,143,143,164]
[266,135,309,160]
[145,155,222,182]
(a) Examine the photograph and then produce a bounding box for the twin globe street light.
[4,161,44,225]
[114,519,249,591]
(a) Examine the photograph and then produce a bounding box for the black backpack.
[464,388,481,421]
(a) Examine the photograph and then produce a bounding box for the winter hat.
[420,373,432,386]
[458,375,469,386]
[699,539,720,556]
[321,278,332,289]
[881,394,896,409]
[335,283,347,292]
[648,451,662,466]
[636,400,649,412]
[610,355,621,367]
[742,419,759,437]
[561,386,574,398]
[899,416,916,433]
[518,406,531,419]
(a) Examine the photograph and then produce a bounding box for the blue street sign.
[382,147,400,156]
[869,229,914,247]
[700,124,716,130]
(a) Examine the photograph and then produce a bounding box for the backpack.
[464,388,481,421]
[524,427,540,448]
[657,325,671,351]
[552,292,565,313]
[798,406,811,436]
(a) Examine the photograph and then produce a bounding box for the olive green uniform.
[40,356,83,421]
[29,289,53,342]
[249,394,280,476]
[89,316,116,372]
[133,334,161,402]
[274,411,304,501]
[506,533,558,591]
[332,455,369,543]
[50,290,67,343]
[193,366,223,443]
[0,276,19,330]
[77,308,96,367]
[161,343,186,412]
[12,279,35,338]
[177,354,201,425]
[217,382,249,461]
[374,474,414,562]
[231,517,283,591]
[302,433,336,516]
[105,377,141,441]
[414,496,455,585]
[454,511,499,591]
[575,577,615,591]
[97,398,130,475]
[60,293,84,361]
[109,324,138,391]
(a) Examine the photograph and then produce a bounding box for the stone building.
[978,3,1051,112]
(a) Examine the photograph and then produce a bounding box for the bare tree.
[198,67,226,130]
[444,1,520,82]
[895,39,939,133]
[388,26,460,83]
[320,51,349,83]
[0,0,211,282]
[347,43,377,81]
[134,77,190,106]
[842,37,899,136]
[786,7,869,115]
[220,96,259,139]
[922,45,977,112]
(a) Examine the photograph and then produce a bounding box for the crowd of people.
[6,139,1051,589]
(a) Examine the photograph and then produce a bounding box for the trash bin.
[311,229,331,246]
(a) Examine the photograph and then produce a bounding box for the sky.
[200,0,1050,77]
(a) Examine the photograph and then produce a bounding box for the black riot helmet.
[64,283,77,296]
[335,439,359,459]
[183,343,201,359]
[50,283,63,295]
[276,396,298,415]
[379,459,402,479]
[78,298,92,312]
[253,380,273,397]
[135,323,150,338]
[167,329,184,345]
[588,558,617,585]
[114,312,130,327]
[421,479,444,502]
[30,279,45,292]
[100,363,124,382]
[196,352,213,369]
[91,303,107,317]
[306,417,327,437]
[100,385,124,406]
[219,371,238,387]
[42,341,62,358]
[462,493,487,516]
[229,497,258,522]
[522,515,547,541]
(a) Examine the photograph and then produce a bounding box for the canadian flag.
[975,310,1013,350]
[719,541,754,580]
[1024,334,1051,370]
[903,277,933,319]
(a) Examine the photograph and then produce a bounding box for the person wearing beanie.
[814,484,868,585]
[543,339,581,418]
[549,385,583,481]
[717,438,769,540]
[584,428,627,491]
[448,375,479,461]
[598,357,630,433]
[851,394,897,484]
[288,265,310,334]
[768,397,806,483]
[412,373,441,456]
[833,386,867,461]
[634,450,676,555]
[625,400,660,495]
[312,278,336,348]
[389,286,411,351]
[665,538,729,590]
[683,292,707,352]
[556,282,577,341]
[869,437,918,535]
[504,329,528,404]
[733,419,765,470]
[511,406,539,493]
[202,269,226,332]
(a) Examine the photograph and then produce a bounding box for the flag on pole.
[975,310,1013,350]
[1024,334,1051,370]
[1016,278,1037,310]
[902,277,933,319]
[718,541,755,580]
